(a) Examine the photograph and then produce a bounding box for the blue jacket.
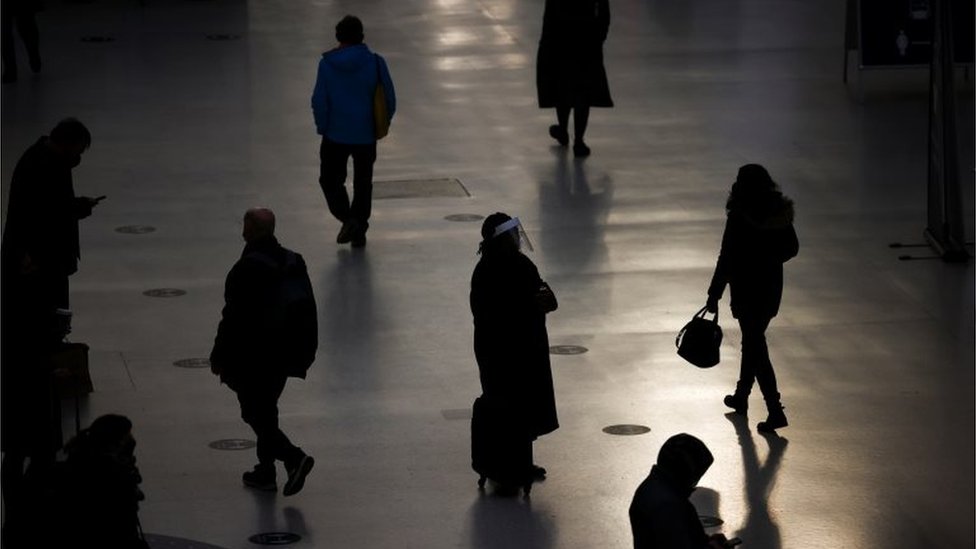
[311,44,396,144]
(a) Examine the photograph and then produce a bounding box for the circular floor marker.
[444,214,485,222]
[699,515,724,528]
[116,225,156,234]
[602,424,651,436]
[208,438,256,451]
[174,358,210,369]
[550,345,588,355]
[143,288,187,298]
[144,533,230,548]
[248,532,301,545]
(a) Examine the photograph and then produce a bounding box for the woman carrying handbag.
[706,164,799,433]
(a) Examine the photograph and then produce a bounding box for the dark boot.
[757,404,788,433]
[723,382,750,414]
[548,124,569,146]
[723,393,748,415]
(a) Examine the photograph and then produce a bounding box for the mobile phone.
[726,538,743,547]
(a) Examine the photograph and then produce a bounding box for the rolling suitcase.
[471,396,533,495]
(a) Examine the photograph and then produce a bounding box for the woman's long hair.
[726,164,792,220]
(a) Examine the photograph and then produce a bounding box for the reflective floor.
[2,1,974,548]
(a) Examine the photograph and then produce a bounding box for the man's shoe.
[283,455,314,496]
[351,232,367,248]
[723,393,748,415]
[548,125,569,146]
[336,222,355,244]
[242,465,277,491]
[757,407,788,433]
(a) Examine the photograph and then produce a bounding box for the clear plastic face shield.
[492,216,534,252]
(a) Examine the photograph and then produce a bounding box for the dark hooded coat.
[708,193,798,319]
[470,250,558,440]
[536,0,613,108]
[629,434,715,549]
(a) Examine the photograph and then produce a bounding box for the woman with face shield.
[469,213,558,495]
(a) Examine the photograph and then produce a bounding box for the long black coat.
[536,0,613,108]
[708,196,799,319]
[1,137,90,453]
[470,251,558,439]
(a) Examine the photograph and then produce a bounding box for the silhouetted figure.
[1,118,101,545]
[1,0,41,83]
[537,0,612,157]
[210,208,317,496]
[470,213,558,493]
[53,414,148,549]
[706,164,799,432]
[629,434,735,549]
[311,15,396,248]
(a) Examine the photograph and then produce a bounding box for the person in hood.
[706,164,799,432]
[629,434,734,549]
[311,15,396,248]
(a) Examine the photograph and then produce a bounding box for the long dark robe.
[537,0,613,108]
[470,250,558,439]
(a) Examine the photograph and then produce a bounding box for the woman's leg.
[740,315,787,430]
[572,104,590,156]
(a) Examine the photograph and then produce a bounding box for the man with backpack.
[211,208,318,496]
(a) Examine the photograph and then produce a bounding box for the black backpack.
[246,249,319,378]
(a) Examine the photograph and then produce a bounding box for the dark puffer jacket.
[708,194,798,319]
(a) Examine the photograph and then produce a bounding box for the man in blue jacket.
[311,15,396,248]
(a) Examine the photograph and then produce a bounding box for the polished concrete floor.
[1,1,974,548]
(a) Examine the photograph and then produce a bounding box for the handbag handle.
[676,305,719,349]
[695,305,718,322]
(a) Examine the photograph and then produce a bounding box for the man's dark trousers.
[234,374,304,468]
[318,137,377,230]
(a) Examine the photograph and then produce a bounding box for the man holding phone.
[1,117,103,544]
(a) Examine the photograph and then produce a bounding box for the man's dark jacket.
[210,237,315,388]
[1,137,92,279]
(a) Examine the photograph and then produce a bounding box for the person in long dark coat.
[470,213,558,487]
[0,118,100,546]
[537,0,612,157]
[706,164,799,433]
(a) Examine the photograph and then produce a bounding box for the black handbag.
[676,307,722,368]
